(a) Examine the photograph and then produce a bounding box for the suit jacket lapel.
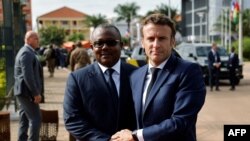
[143,55,176,114]
[134,66,148,122]
[91,63,118,112]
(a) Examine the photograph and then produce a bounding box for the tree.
[242,9,250,37]
[68,33,85,42]
[114,2,140,34]
[146,3,181,32]
[39,26,66,46]
[146,3,178,19]
[85,14,107,28]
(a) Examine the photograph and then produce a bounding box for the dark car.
[176,43,243,84]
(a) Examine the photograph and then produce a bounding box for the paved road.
[197,62,250,141]
[7,62,250,141]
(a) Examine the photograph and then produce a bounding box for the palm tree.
[145,3,181,32]
[85,14,108,28]
[146,3,178,19]
[114,2,140,34]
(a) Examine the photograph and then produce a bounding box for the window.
[61,21,68,25]
[73,21,77,26]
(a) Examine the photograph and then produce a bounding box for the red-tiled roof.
[38,6,88,18]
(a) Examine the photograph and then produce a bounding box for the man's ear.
[171,38,176,48]
[141,40,144,49]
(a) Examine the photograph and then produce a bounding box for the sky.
[31,0,181,29]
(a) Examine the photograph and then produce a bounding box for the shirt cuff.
[137,129,144,141]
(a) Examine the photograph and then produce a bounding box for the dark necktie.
[106,69,119,105]
[145,68,159,101]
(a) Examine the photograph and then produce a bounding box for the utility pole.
[168,0,171,18]
[191,0,195,43]
[2,0,14,93]
[2,0,26,94]
[238,0,243,61]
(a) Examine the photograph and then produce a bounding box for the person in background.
[208,42,221,91]
[66,44,76,68]
[14,31,43,141]
[228,46,239,91]
[43,44,56,77]
[69,41,91,71]
[111,13,206,141]
[63,24,137,140]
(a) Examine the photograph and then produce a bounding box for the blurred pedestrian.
[228,46,239,90]
[208,42,221,91]
[44,44,56,77]
[14,31,43,141]
[69,41,91,71]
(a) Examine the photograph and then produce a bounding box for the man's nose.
[153,39,160,47]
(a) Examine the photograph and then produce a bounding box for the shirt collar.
[25,44,35,52]
[212,49,216,54]
[148,57,169,73]
[98,59,121,74]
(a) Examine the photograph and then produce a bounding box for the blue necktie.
[106,69,119,105]
[145,68,159,101]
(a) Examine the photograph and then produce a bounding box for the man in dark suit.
[208,42,221,91]
[14,31,43,141]
[63,24,137,140]
[111,13,206,141]
[228,47,239,90]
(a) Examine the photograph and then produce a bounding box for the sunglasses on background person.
[92,40,120,48]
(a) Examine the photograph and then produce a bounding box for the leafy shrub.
[232,37,250,61]
[0,58,6,110]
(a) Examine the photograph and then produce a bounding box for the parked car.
[127,46,147,67]
[176,42,243,84]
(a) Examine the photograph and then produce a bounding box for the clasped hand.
[110,129,135,141]
[33,95,42,104]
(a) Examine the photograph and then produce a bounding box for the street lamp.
[196,12,204,43]
[191,0,194,43]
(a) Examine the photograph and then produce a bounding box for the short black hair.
[91,24,122,41]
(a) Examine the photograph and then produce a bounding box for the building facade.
[37,6,90,39]
[181,0,248,43]
[0,0,32,30]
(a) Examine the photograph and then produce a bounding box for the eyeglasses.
[92,40,120,48]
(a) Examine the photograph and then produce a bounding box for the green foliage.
[114,2,140,29]
[145,3,180,32]
[242,9,250,37]
[68,33,85,42]
[146,3,178,19]
[121,37,129,46]
[232,37,250,61]
[214,9,250,38]
[0,58,6,110]
[39,26,66,46]
[85,14,107,28]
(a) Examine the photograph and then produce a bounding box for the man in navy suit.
[111,13,206,141]
[208,42,221,91]
[63,24,137,140]
[228,47,239,90]
[14,31,43,141]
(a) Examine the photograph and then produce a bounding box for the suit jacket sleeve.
[63,73,110,141]
[142,63,206,140]
[21,50,41,96]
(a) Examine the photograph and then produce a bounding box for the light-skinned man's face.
[91,27,122,68]
[27,34,39,49]
[141,23,175,66]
